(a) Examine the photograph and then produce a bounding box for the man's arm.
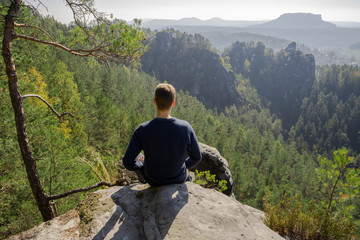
[122,127,142,171]
[185,125,202,169]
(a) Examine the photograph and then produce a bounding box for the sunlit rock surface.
[9,183,283,240]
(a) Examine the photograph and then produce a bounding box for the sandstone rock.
[195,142,233,196]
[9,183,283,240]
[141,30,244,111]
[285,42,296,52]
[8,209,80,240]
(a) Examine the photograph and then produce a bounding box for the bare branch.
[14,34,91,57]
[65,0,104,40]
[36,0,48,12]
[47,181,115,200]
[15,22,55,42]
[65,0,104,25]
[22,94,74,120]
[24,0,48,12]
[14,33,134,62]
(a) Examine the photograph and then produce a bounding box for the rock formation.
[140,29,244,111]
[195,142,233,196]
[9,183,283,240]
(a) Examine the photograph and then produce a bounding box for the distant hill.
[330,21,360,28]
[200,31,291,51]
[241,27,360,49]
[242,14,360,49]
[142,17,265,29]
[252,13,336,29]
[140,13,360,50]
[141,13,338,30]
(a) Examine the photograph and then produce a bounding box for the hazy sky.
[34,0,360,23]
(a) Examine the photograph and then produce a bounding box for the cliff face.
[267,42,315,130]
[226,41,315,131]
[141,30,244,111]
[9,183,283,240]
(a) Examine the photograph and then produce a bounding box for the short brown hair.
[154,83,176,111]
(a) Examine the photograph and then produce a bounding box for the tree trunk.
[2,1,54,221]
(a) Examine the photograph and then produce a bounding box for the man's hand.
[138,155,145,162]
[136,152,145,162]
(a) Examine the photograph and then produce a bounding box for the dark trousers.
[135,166,192,186]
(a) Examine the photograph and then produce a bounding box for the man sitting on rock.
[122,83,202,186]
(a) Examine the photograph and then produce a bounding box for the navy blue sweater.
[122,117,201,185]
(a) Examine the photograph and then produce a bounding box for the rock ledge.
[9,183,283,240]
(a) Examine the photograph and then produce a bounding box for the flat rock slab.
[8,183,283,240]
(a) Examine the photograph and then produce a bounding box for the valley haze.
[141,13,360,49]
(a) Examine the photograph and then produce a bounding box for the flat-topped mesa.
[253,13,337,29]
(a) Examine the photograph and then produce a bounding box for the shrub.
[264,148,360,239]
[192,170,228,193]
[264,193,358,239]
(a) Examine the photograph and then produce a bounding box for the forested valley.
[1,2,360,239]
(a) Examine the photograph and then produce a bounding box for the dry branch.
[14,34,92,57]
[47,181,114,200]
[14,33,131,62]
[22,94,74,120]
[15,22,55,42]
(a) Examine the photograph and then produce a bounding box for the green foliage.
[0,0,148,237]
[66,17,146,62]
[316,148,360,217]
[235,73,263,111]
[292,65,360,154]
[264,193,359,240]
[0,74,40,238]
[79,147,111,182]
[193,170,228,193]
[265,148,360,239]
[224,41,315,131]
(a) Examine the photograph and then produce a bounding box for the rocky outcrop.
[141,29,244,111]
[285,42,296,52]
[226,41,315,131]
[195,142,233,196]
[9,183,283,240]
[7,210,80,240]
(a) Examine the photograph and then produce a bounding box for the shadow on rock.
[92,184,189,240]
